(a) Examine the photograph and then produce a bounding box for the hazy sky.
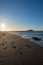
[0,0,43,31]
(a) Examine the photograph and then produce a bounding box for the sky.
[0,0,43,31]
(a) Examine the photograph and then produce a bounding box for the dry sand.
[0,31,43,65]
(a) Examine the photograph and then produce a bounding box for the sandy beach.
[0,31,43,65]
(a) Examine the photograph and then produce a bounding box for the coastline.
[0,31,43,65]
[13,31,43,47]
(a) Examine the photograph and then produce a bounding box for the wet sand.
[0,31,43,65]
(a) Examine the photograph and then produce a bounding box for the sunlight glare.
[1,24,6,31]
[1,24,5,28]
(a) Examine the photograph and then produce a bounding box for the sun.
[1,24,6,31]
[1,24,5,28]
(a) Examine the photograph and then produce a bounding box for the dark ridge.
[32,37,41,41]
[27,30,34,32]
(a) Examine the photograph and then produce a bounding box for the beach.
[0,31,43,65]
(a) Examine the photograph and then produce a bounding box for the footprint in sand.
[3,47,7,49]
[1,41,7,45]
[2,42,5,45]
[12,45,16,49]
[0,44,1,46]
[25,45,31,48]
[22,62,25,65]
[19,51,23,55]
[2,33,5,36]
[11,42,17,49]
[19,48,22,49]
[1,42,7,49]
[18,49,24,55]
[5,42,7,44]
[11,42,14,45]
[0,59,2,63]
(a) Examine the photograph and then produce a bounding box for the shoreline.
[10,32,42,47]
[10,31,43,47]
[0,32,43,65]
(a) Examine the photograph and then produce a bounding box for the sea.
[11,31,43,47]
